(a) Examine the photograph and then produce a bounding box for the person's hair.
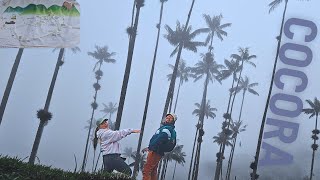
[93,126,99,150]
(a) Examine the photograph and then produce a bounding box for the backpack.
[159,125,176,152]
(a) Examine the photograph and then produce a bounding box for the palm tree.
[167,59,194,112]
[81,45,116,172]
[83,118,100,172]
[129,151,147,176]
[251,1,289,179]
[100,102,118,130]
[123,147,134,164]
[0,48,24,126]
[161,0,202,121]
[230,76,259,121]
[115,0,145,130]
[215,48,256,180]
[219,58,242,114]
[229,48,257,114]
[188,100,216,180]
[200,14,231,52]
[302,97,320,180]
[159,144,186,180]
[226,120,247,180]
[213,130,234,178]
[191,52,224,180]
[213,132,233,147]
[29,48,65,164]
[132,0,169,177]
[171,145,186,180]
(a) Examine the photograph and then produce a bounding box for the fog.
[0,0,319,179]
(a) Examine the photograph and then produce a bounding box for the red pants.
[143,151,162,180]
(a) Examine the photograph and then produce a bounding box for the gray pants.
[103,154,132,176]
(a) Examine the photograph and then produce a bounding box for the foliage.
[0,156,130,180]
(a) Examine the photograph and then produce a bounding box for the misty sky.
[0,0,320,179]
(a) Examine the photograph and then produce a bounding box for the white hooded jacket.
[96,128,133,155]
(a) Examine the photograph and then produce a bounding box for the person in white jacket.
[94,118,140,176]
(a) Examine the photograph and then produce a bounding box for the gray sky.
[0,0,320,179]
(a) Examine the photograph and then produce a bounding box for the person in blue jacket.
[142,113,177,180]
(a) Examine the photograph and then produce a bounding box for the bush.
[0,156,131,180]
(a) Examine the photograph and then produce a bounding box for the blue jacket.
[148,123,176,156]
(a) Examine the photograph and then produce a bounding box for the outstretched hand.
[132,129,141,133]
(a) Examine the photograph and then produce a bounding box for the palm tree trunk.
[131,0,136,28]
[173,79,182,113]
[188,127,199,180]
[115,2,143,130]
[193,74,210,180]
[161,0,196,120]
[225,139,235,180]
[157,159,163,179]
[215,55,245,180]
[226,75,236,113]
[217,73,236,174]
[251,1,288,179]
[94,151,102,172]
[222,87,246,179]
[0,48,24,126]
[132,1,165,177]
[229,60,244,116]
[192,138,201,180]
[163,160,169,180]
[227,137,238,180]
[309,115,318,180]
[29,48,64,164]
[238,91,246,121]
[92,149,96,172]
[160,159,167,180]
[169,92,174,112]
[172,161,177,180]
[209,33,214,52]
[81,61,103,171]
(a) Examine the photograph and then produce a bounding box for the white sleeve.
[103,129,133,143]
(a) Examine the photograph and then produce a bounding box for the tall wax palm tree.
[230,76,259,121]
[115,0,145,131]
[81,45,116,172]
[0,48,24,126]
[191,52,224,180]
[129,151,147,176]
[200,14,231,52]
[127,0,136,37]
[229,48,257,115]
[219,58,242,115]
[123,147,134,164]
[251,1,289,179]
[159,144,186,180]
[215,48,256,180]
[213,131,233,147]
[100,102,118,120]
[188,100,217,180]
[302,98,320,180]
[29,48,65,164]
[161,0,202,121]
[167,59,194,112]
[226,120,247,180]
[84,118,100,172]
[100,102,118,130]
[171,145,186,180]
[132,0,169,177]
